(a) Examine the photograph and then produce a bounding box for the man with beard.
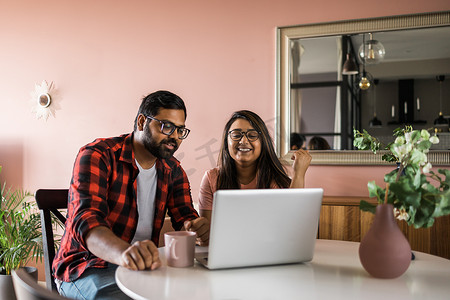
[53,91,209,299]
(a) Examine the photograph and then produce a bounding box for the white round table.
[116,239,450,300]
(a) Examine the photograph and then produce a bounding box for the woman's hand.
[290,149,312,188]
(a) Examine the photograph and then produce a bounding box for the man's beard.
[143,123,179,159]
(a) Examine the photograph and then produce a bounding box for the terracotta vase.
[359,204,411,278]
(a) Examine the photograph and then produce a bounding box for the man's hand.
[85,226,161,271]
[120,240,162,271]
[184,217,210,246]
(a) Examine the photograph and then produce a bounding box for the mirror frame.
[276,11,450,166]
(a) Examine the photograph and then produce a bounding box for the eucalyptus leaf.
[410,130,421,143]
[353,129,381,153]
[412,171,424,189]
[417,140,432,151]
[353,126,450,228]
[367,181,383,203]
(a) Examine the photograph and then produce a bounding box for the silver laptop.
[195,188,323,269]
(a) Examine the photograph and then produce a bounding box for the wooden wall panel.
[431,216,450,258]
[360,210,374,239]
[319,196,450,259]
[406,226,431,254]
[318,206,360,241]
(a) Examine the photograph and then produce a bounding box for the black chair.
[12,268,71,300]
[34,189,68,291]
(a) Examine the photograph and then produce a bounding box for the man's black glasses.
[228,129,260,142]
[146,115,190,139]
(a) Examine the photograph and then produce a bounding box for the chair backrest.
[12,268,70,300]
[34,189,68,291]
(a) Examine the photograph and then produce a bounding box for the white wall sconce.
[30,80,59,121]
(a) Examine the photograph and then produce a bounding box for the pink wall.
[1,1,449,201]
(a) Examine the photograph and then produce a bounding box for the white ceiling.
[295,26,450,79]
[351,26,450,63]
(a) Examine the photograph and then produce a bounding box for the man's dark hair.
[290,132,306,150]
[134,90,187,131]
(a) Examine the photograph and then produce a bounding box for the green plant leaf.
[431,189,450,217]
[381,153,397,163]
[384,168,399,183]
[437,169,450,190]
[360,200,376,214]
[393,127,406,137]
[367,181,384,203]
[353,129,381,153]
[409,148,427,165]
[349,127,449,229]
[0,172,64,274]
[413,170,425,189]
[417,140,432,151]
[390,177,421,208]
[410,130,421,143]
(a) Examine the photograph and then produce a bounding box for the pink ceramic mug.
[164,231,197,267]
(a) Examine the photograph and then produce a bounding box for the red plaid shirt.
[53,133,198,282]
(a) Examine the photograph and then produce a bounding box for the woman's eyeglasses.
[146,115,190,139]
[228,129,260,142]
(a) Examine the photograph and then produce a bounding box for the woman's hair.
[308,136,331,150]
[217,110,291,189]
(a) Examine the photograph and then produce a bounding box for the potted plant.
[0,166,62,299]
[353,126,450,278]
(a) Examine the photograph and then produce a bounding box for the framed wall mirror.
[276,11,450,165]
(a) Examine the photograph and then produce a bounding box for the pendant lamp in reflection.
[342,36,358,75]
[343,53,358,75]
[358,71,373,90]
[359,33,385,65]
[369,79,382,127]
[357,34,373,90]
[434,75,449,131]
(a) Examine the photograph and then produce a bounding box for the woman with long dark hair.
[198,110,311,222]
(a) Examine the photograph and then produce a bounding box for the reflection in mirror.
[38,93,51,108]
[357,28,450,144]
[277,11,450,165]
[290,28,450,150]
[290,36,343,150]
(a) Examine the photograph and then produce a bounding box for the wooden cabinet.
[318,196,450,259]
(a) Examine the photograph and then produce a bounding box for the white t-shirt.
[131,159,157,244]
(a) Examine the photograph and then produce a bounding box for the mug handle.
[168,238,179,260]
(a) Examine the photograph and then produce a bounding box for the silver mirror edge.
[280,150,450,166]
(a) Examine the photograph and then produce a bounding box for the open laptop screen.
[196,188,323,269]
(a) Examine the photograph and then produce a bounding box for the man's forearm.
[85,226,130,265]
